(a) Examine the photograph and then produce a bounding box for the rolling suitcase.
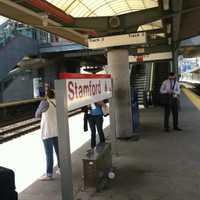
[0,166,18,200]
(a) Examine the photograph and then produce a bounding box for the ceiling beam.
[23,0,75,24]
[148,37,168,45]
[171,0,183,43]
[182,0,200,11]
[0,0,87,45]
[120,7,166,30]
[74,16,109,33]
[180,10,200,41]
[74,7,171,35]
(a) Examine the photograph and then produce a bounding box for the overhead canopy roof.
[0,0,164,46]
[46,0,161,32]
[1,0,200,57]
[46,0,159,17]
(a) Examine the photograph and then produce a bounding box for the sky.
[0,16,7,25]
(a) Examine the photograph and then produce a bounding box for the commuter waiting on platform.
[160,72,182,132]
[35,89,60,180]
[87,101,107,150]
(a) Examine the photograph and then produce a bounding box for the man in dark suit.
[160,72,182,132]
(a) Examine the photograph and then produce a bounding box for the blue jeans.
[88,115,105,148]
[43,137,60,176]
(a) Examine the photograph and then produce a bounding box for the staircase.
[0,20,39,102]
[130,63,152,106]
[0,34,38,80]
[2,74,33,102]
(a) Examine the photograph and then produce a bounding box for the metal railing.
[143,90,153,108]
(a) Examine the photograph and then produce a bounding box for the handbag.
[170,95,179,106]
[160,93,170,105]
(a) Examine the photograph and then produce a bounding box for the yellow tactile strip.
[182,88,200,110]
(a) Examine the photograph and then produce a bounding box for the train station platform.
[19,91,200,200]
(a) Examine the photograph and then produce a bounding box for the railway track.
[181,82,200,96]
[190,87,200,96]
[0,98,42,127]
[0,109,82,144]
[0,118,40,144]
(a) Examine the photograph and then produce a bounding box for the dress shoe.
[174,127,182,131]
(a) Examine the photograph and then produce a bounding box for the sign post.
[55,80,73,200]
[55,73,112,200]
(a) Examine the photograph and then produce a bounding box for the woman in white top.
[35,89,60,180]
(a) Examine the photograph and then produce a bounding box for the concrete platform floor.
[20,94,200,200]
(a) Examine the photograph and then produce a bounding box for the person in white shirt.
[35,89,60,180]
[160,72,182,132]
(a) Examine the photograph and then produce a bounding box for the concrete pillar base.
[108,48,133,138]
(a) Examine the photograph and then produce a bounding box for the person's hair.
[169,72,175,76]
[46,89,55,99]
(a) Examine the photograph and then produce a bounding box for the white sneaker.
[39,175,53,181]
[56,168,61,175]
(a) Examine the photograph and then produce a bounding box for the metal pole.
[172,49,179,74]
[55,80,74,200]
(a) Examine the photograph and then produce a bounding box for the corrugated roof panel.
[70,4,91,17]
[138,20,162,31]
[127,0,144,10]
[144,0,158,8]
[94,6,116,17]
[61,0,75,11]
[65,1,80,14]
[110,2,129,13]
[81,0,104,10]
[50,0,68,10]
[45,0,162,32]
[46,0,159,17]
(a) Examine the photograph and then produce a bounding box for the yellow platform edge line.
[182,88,200,110]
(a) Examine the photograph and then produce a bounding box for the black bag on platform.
[160,93,170,105]
[0,166,18,200]
[170,96,179,106]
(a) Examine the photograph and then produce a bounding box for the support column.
[44,66,57,89]
[172,48,179,74]
[107,48,133,138]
